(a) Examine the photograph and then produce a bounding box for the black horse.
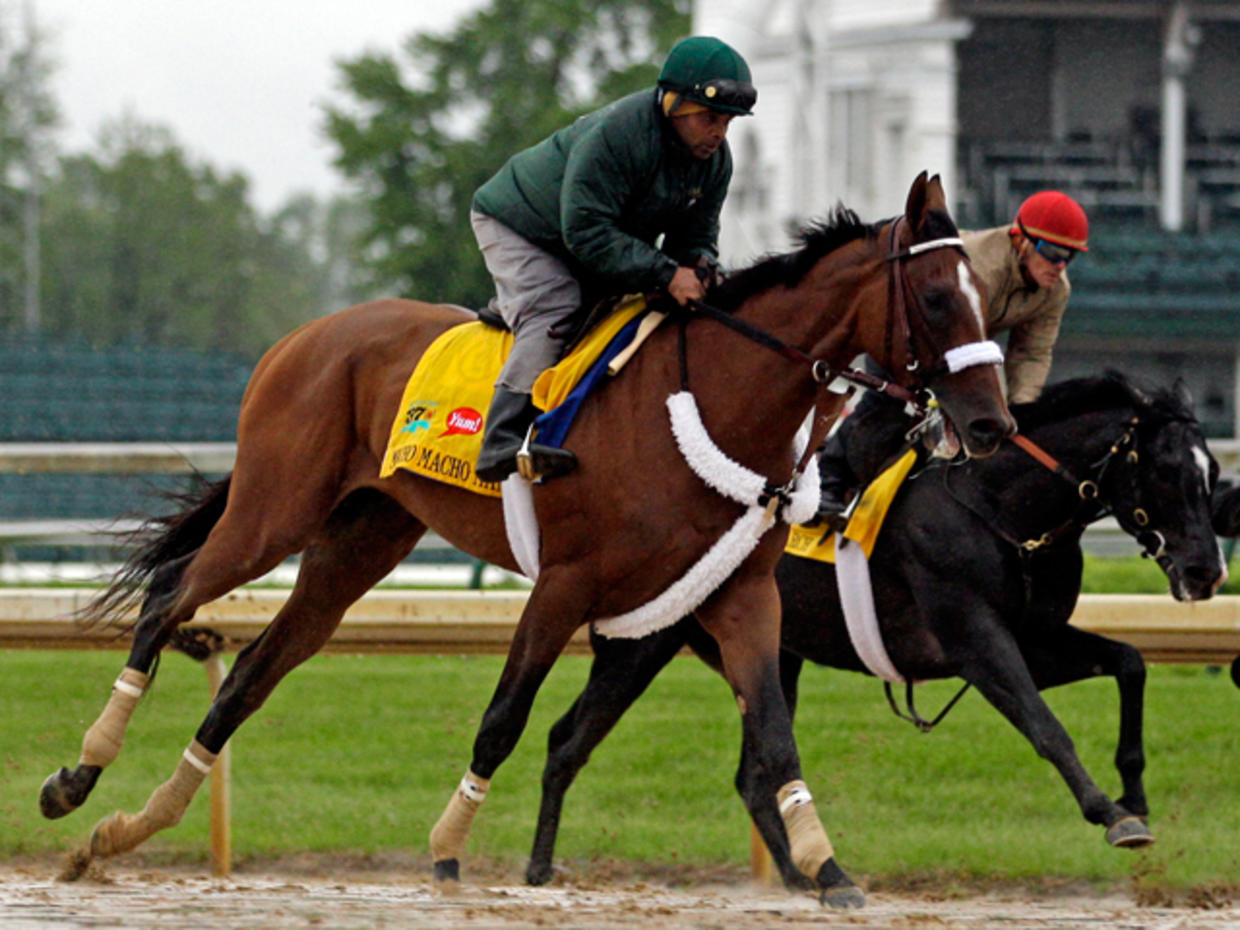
[525,372,1226,889]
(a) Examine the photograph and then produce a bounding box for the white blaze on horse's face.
[956,261,985,334]
[1191,444,1212,496]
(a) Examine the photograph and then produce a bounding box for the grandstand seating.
[0,334,251,523]
[960,138,1240,233]
[1064,226,1240,340]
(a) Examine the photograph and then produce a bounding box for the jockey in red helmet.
[967,189,1088,402]
[1010,190,1089,294]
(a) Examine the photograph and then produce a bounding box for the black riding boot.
[475,387,577,483]
[813,430,857,531]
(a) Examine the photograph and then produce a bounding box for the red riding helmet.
[1012,191,1089,252]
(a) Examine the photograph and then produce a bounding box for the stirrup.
[810,492,857,533]
[515,428,577,482]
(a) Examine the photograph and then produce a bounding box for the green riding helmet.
[657,35,757,116]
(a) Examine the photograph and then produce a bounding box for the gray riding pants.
[471,210,581,393]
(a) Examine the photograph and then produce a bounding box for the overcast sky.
[35,0,483,212]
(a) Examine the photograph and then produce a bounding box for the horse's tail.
[81,474,232,632]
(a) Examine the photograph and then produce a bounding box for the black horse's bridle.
[1006,417,1170,563]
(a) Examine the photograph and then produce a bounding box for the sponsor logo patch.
[442,406,483,437]
[400,401,437,434]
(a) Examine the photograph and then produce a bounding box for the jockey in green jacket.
[470,35,756,483]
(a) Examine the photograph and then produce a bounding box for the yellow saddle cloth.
[379,297,648,498]
[784,448,918,563]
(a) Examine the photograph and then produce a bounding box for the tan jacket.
[961,226,1071,404]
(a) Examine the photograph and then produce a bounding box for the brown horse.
[40,172,1012,906]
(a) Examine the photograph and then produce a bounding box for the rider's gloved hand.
[668,265,707,306]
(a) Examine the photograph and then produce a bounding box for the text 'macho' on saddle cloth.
[379,297,649,497]
[784,448,918,562]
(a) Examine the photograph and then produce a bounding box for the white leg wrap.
[777,780,835,879]
[429,769,490,863]
[89,740,216,858]
[80,668,149,769]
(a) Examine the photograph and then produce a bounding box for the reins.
[675,215,981,413]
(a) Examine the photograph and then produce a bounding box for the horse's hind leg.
[526,622,689,885]
[39,483,312,822]
[83,489,425,865]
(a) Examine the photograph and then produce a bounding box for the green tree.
[324,0,690,306]
[39,117,349,358]
[0,4,59,330]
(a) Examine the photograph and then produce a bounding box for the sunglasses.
[1031,237,1077,265]
[686,78,757,113]
[1017,221,1078,265]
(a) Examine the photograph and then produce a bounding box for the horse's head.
[1103,378,1227,601]
[861,172,1015,459]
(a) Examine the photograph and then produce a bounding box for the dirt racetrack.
[2,855,1239,930]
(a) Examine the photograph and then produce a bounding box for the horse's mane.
[1011,370,1193,431]
[708,207,876,313]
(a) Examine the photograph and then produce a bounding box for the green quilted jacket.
[472,89,732,295]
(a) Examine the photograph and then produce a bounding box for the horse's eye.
[922,290,952,320]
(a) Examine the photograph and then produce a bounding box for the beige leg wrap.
[89,741,216,858]
[80,668,149,769]
[777,780,835,879]
[429,769,490,863]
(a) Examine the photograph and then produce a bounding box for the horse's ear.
[1212,480,1240,537]
[904,171,929,226]
[924,174,947,210]
[1173,377,1193,411]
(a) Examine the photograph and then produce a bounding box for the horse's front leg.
[958,618,1154,848]
[1022,625,1150,823]
[696,572,865,908]
[731,650,817,891]
[431,569,588,885]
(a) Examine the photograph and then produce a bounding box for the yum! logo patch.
[441,406,483,437]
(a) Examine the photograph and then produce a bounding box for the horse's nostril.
[968,418,1010,451]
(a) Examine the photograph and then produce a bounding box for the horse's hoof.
[433,858,460,883]
[89,813,123,859]
[526,861,554,886]
[39,766,100,820]
[1106,815,1155,848]
[821,884,867,909]
[815,858,866,909]
[57,847,93,883]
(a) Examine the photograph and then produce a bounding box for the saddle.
[378,297,650,497]
[786,448,919,563]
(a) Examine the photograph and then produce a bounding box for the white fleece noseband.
[944,340,1003,373]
